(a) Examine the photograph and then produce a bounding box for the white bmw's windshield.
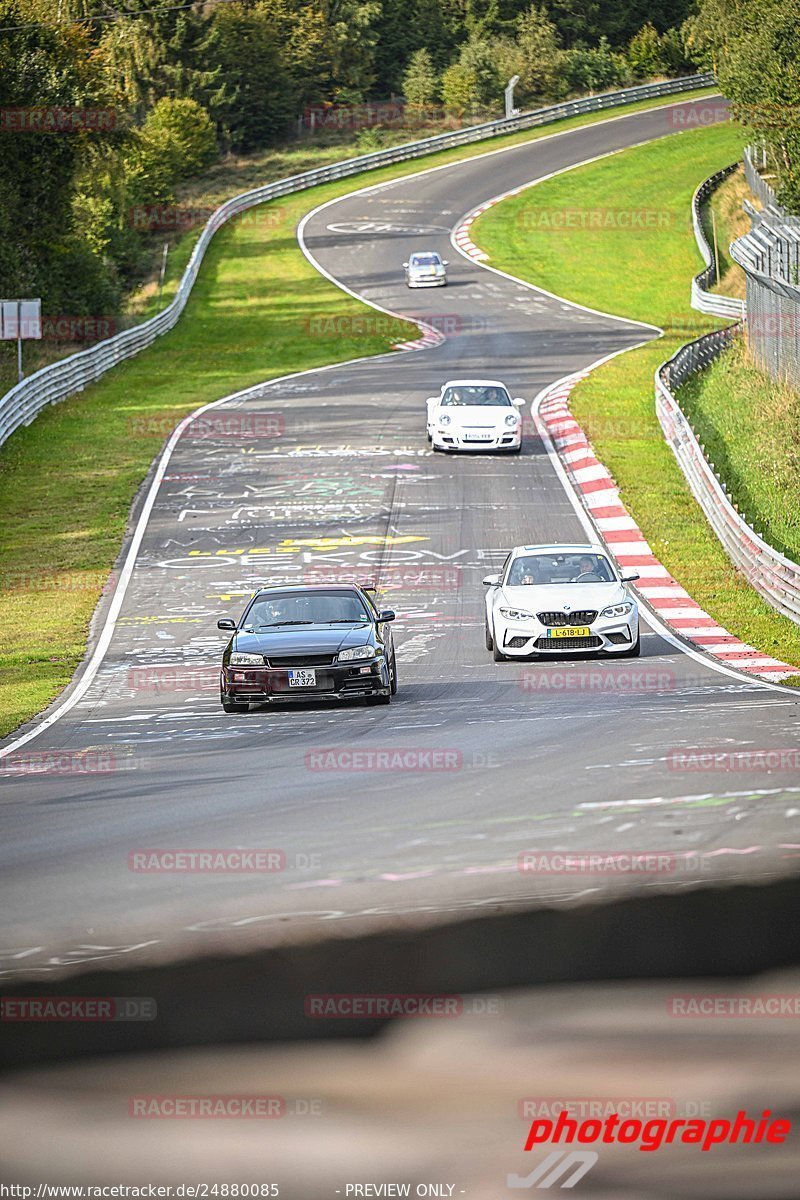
[506,553,614,585]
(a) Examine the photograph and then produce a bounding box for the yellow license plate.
[547,626,591,639]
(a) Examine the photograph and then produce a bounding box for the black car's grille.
[535,635,602,651]
[537,610,598,626]
[265,654,337,668]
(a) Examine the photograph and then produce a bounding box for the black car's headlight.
[229,652,264,665]
[337,646,377,662]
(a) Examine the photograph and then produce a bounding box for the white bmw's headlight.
[504,413,519,427]
[499,607,534,621]
[338,645,376,662]
[229,652,264,665]
[601,602,634,617]
[439,414,451,426]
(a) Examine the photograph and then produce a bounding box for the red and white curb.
[538,370,797,682]
[392,326,445,352]
[453,201,500,261]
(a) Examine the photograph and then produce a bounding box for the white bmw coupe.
[484,543,641,660]
[426,379,525,453]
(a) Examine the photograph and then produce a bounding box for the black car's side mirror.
[377,610,396,622]
[217,618,236,630]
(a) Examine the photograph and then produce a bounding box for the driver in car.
[574,556,597,581]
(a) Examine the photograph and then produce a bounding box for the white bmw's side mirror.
[621,570,640,582]
[402,262,409,268]
[483,574,500,586]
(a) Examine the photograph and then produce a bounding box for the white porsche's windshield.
[506,553,614,585]
[441,386,511,407]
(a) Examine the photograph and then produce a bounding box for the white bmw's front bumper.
[492,610,639,656]
[407,274,446,287]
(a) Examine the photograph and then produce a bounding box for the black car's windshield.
[506,553,614,585]
[242,590,371,628]
[441,385,511,407]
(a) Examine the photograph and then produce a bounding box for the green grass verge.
[0,88,718,740]
[472,122,800,668]
[677,338,800,562]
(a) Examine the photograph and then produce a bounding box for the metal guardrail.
[690,163,746,319]
[656,329,800,626]
[731,148,800,384]
[0,73,714,450]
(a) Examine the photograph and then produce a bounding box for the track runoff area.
[1,97,798,981]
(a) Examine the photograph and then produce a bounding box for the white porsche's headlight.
[504,413,519,427]
[499,607,534,621]
[229,652,264,665]
[439,414,451,426]
[338,646,376,662]
[601,602,634,617]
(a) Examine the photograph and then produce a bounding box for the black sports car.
[217,585,397,712]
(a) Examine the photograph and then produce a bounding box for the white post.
[504,75,520,120]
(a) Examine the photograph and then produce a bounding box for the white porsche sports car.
[403,250,447,287]
[484,543,640,660]
[426,379,525,453]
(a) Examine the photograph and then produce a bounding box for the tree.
[514,5,563,105]
[627,22,665,80]
[441,60,477,114]
[212,2,295,152]
[403,49,440,108]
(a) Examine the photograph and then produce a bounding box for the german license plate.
[547,626,591,639]
[288,669,316,687]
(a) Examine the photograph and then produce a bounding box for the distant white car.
[404,250,447,288]
[426,379,524,453]
[484,543,641,660]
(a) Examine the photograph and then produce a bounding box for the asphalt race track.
[2,98,799,982]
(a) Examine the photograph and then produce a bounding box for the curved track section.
[2,100,799,982]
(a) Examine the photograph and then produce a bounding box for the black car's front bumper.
[221,658,390,704]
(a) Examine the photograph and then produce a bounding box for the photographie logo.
[1,996,156,1022]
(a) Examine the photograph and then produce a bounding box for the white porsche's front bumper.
[432,427,521,452]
